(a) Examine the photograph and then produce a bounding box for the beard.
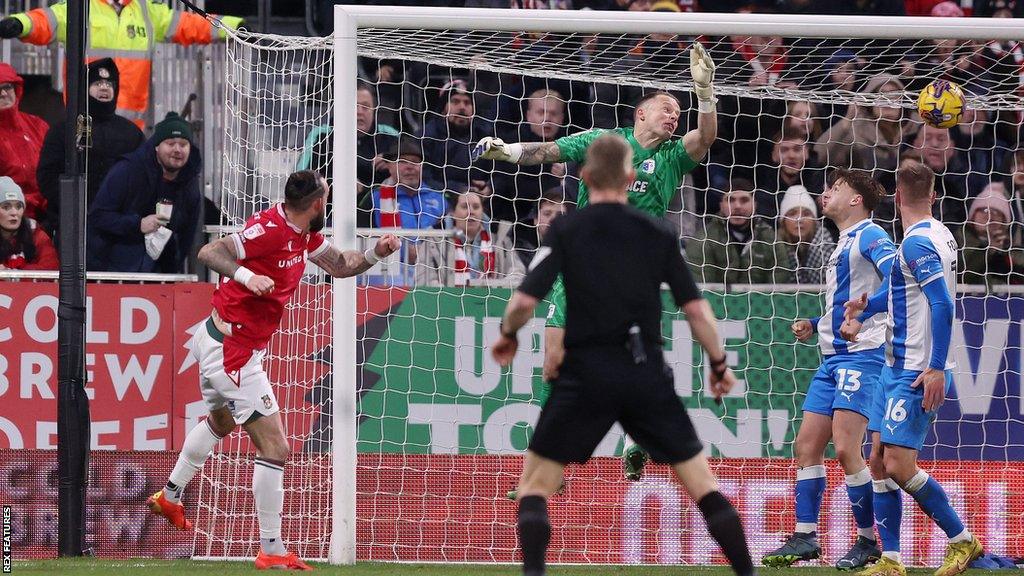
[309,210,326,233]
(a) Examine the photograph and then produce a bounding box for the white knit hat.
[0,176,24,206]
[779,185,817,218]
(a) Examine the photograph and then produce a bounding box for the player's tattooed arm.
[518,142,563,165]
[310,245,375,278]
[198,237,242,278]
[310,234,401,278]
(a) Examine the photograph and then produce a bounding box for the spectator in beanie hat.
[37,58,145,238]
[87,112,202,273]
[0,176,58,270]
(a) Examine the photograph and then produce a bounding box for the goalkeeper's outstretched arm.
[682,42,718,162]
[474,138,562,166]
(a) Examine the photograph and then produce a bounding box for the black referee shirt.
[518,202,702,349]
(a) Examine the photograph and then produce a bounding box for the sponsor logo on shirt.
[640,159,656,174]
[262,394,274,410]
[908,254,938,271]
[243,223,266,240]
[279,254,304,268]
[627,180,649,194]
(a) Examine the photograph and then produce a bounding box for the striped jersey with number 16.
[886,219,958,371]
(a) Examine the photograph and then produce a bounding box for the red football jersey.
[212,204,329,371]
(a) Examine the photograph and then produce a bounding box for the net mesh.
[197,20,1024,566]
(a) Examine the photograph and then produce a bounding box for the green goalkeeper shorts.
[545,277,567,329]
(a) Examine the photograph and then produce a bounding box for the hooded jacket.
[0,63,49,222]
[86,134,202,273]
[37,58,145,234]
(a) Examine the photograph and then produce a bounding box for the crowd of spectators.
[340,0,1024,289]
[4,0,1024,289]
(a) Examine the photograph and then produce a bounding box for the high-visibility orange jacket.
[11,0,242,127]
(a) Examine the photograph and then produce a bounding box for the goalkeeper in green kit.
[475,43,719,488]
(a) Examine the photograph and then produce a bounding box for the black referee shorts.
[528,346,704,466]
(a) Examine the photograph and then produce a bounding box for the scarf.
[787,224,835,284]
[378,185,401,228]
[453,229,495,286]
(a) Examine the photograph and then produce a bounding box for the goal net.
[197,8,1024,566]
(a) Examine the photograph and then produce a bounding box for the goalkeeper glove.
[0,17,23,39]
[473,137,523,163]
[690,42,717,113]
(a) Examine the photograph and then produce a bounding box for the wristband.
[499,320,517,339]
[233,266,255,286]
[697,97,718,114]
[506,143,524,163]
[364,247,381,265]
[709,354,728,377]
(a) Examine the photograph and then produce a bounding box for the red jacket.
[2,220,58,270]
[0,64,48,222]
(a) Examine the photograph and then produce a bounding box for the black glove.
[0,17,23,39]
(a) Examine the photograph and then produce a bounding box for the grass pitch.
[11,559,1006,575]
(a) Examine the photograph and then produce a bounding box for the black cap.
[383,138,423,161]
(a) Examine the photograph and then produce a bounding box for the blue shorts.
[878,366,952,451]
[867,374,886,434]
[802,348,885,420]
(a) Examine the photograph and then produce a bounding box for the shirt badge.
[640,159,656,174]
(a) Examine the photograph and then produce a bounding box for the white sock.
[950,528,973,544]
[882,551,901,562]
[254,457,286,554]
[903,470,929,494]
[858,526,876,540]
[165,420,222,503]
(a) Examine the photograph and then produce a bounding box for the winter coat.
[1,219,58,270]
[686,216,782,285]
[490,123,566,224]
[37,89,145,235]
[771,224,837,285]
[419,115,495,195]
[87,135,202,273]
[415,218,525,287]
[958,223,1024,287]
[0,63,49,223]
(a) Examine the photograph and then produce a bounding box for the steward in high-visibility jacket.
[0,0,243,128]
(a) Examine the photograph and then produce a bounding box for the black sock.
[517,495,550,576]
[698,491,755,576]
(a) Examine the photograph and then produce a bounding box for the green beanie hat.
[154,112,193,144]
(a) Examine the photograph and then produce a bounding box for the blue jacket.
[87,135,202,273]
[371,184,448,230]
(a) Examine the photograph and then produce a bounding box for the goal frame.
[329,5,1024,565]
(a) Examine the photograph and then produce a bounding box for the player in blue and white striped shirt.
[764,170,895,570]
[843,161,982,576]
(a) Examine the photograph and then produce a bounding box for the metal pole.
[57,0,90,558]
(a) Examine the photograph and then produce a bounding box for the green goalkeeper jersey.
[555,126,698,215]
[544,127,699,330]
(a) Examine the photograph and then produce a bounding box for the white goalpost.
[194,6,1024,567]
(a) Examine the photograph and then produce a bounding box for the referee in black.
[492,133,756,576]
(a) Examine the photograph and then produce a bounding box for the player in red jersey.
[146,170,399,571]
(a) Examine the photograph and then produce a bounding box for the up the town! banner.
[2,283,1023,563]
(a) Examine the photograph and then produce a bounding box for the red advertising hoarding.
[4,451,1021,567]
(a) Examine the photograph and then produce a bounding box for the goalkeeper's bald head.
[582,133,636,201]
